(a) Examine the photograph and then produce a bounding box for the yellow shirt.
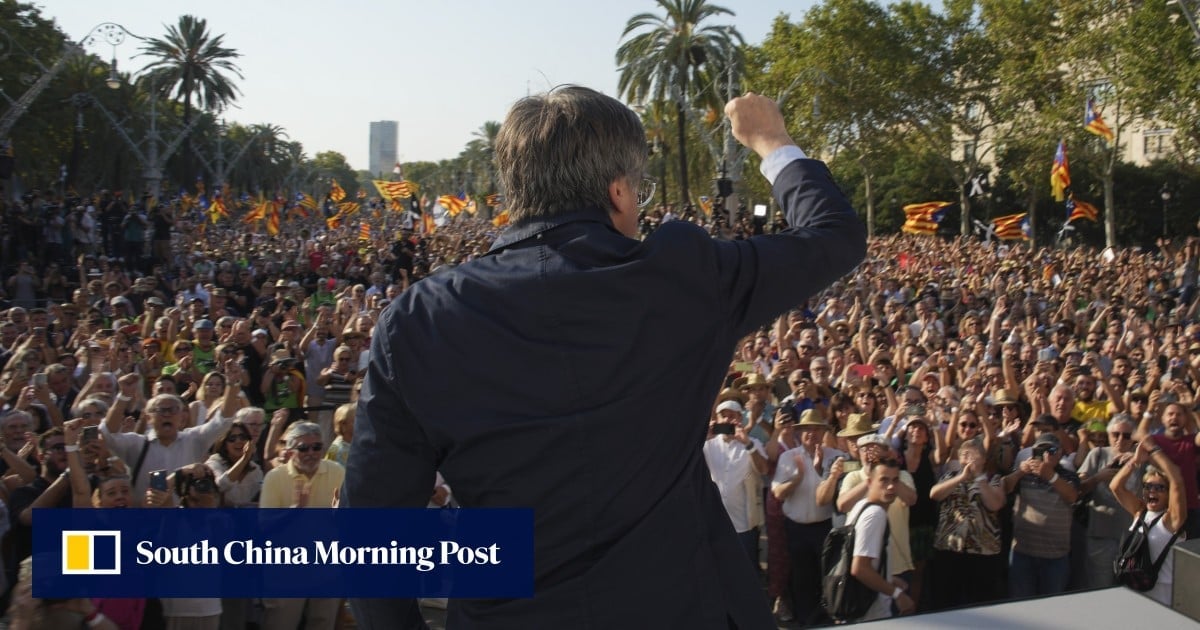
[259,459,345,509]
[1072,399,1108,427]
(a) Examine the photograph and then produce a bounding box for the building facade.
[368,121,398,178]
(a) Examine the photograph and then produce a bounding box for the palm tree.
[138,15,243,177]
[617,0,742,207]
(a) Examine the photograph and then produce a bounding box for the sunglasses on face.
[292,443,323,453]
[1110,432,1132,439]
[1143,482,1168,493]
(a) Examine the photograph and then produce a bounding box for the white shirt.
[1143,509,1182,606]
[772,445,843,524]
[703,436,765,532]
[846,500,892,621]
[102,412,234,498]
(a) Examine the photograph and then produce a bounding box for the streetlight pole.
[1161,184,1172,238]
[0,22,142,141]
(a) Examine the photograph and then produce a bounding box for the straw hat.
[837,413,879,438]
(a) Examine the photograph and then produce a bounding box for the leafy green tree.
[617,0,742,207]
[138,15,243,179]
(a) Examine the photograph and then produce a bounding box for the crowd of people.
[0,182,1196,627]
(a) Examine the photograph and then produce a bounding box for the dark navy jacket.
[345,158,866,629]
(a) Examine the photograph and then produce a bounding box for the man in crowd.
[846,459,916,621]
[260,421,343,629]
[1003,433,1080,597]
[346,87,865,628]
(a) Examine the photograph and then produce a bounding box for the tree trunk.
[1104,148,1116,248]
[675,98,689,207]
[863,169,875,239]
[1026,190,1038,245]
[959,185,971,237]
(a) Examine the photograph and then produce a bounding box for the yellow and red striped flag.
[492,209,510,228]
[1066,195,1099,223]
[266,203,281,236]
[336,201,360,217]
[297,192,318,211]
[422,213,436,234]
[1050,141,1070,202]
[207,196,228,224]
[439,192,468,217]
[993,213,1030,240]
[359,222,370,241]
[464,199,478,216]
[326,213,342,230]
[329,179,346,202]
[485,193,503,207]
[698,196,713,216]
[1084,98,1114,144]
[374,180,415,200]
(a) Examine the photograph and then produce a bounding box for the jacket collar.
[486,207,616,256]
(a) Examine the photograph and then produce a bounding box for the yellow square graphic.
[61,530,121,575]
[65,535,90,572]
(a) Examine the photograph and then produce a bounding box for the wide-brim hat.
[837,413,879,438]
[734,373,770,390]
[992,388,1019,406]
[715,387,747,405]
[796,409,828,428]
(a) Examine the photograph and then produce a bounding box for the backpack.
[1113,511,1182,591]
[821,502,889,622]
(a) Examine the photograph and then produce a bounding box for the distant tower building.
[368,121,398,177]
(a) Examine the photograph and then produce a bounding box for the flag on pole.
[297,192,318,211]
[993,213,1030,240]
[207,194,228,224]
[336,201,360,217]
[1084,98,1115,144]
[698,196,713,216]
[373,180,414,199]
[266,203,281,236]
[901,201,952,235]
[329,179,346,202]
[1066,195,1099,223]
[1050,140,1070,202]
[439,192,469,217]
[326,213,342,230]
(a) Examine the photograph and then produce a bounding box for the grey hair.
[147,394,184,413]
[284,421,323,448]
[1107,414,1134,432]
[0,410,31,426]
[94,372,117,389]
[235,407,265,423]
[495,85,646,223]
[72,397,110,417]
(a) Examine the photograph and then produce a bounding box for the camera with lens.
[1032,443,1055,460]
[175,469,217,496]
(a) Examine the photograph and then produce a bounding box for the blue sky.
[45,0,816,170]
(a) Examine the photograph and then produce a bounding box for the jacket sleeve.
[715,158,867,339]
[342,308,436,630]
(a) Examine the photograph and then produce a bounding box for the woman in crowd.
[206,421,263,508]
[1110,437,1187,606]
[926,437,1006,609]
